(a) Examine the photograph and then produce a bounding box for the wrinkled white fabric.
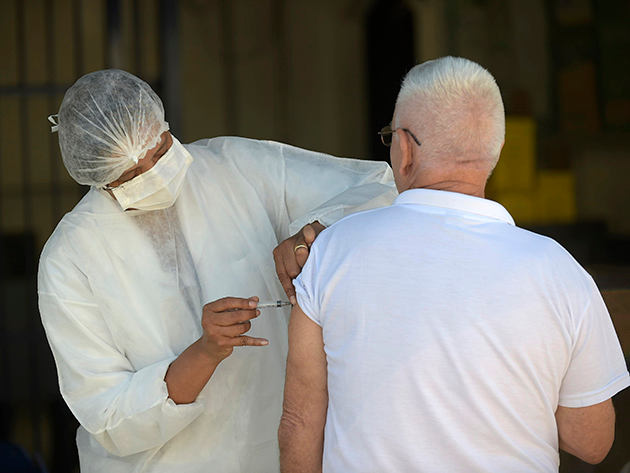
[38,137,397,473]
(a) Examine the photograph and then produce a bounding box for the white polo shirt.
[294,188,630,473]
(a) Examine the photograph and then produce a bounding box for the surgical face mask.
[110,137,193,211]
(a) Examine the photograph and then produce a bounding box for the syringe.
[256,300,292,309]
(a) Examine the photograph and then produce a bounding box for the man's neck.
[411,180,486,198]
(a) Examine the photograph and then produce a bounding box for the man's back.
[294,189,629,472]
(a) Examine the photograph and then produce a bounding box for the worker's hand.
[200,296,267,363]
[273,222,325,305]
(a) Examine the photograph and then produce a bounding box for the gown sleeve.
[194,136,397,238]
[279,141,398,234]
[38,238,204,458]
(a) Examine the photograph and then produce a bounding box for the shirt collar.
[393,188,515,226]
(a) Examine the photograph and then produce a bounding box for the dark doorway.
[366,0,416,163]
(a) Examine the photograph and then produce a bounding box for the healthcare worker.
[38,69,397,473]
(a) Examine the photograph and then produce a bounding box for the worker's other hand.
[273,222,325,305]
[200,296,267,363]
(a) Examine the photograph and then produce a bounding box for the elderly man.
[38,69,397,472]
[279,57,630,472]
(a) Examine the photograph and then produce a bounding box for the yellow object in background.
[488,116,577,226]
[535,171,577,224]
[492,171,577,226]
[491,191,538,223]
[488,116,537,194]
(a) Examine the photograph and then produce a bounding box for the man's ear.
[397,129,414,179]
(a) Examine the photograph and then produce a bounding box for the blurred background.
[0,0,629,471]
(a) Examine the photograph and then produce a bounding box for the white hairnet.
[56,69,170,187]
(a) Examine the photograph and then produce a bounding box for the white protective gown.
[38,137,397,473]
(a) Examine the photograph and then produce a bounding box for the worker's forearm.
[164,338,221,404]
[279,416,324,473]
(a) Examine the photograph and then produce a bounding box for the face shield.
[52,69,170,188]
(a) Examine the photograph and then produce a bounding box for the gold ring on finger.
[294,244,308,253]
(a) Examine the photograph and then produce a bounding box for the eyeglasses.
[378,125,421,147]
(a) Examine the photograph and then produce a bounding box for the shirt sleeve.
[293,242,322,327]
[558,277,630,408]
[38,264,204,457]
[279,141,397,234]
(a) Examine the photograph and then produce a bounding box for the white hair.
[394,56,505,172]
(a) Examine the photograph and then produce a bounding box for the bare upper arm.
[279,303,328,472]
[555,398,616,464]
[282,303,328,425]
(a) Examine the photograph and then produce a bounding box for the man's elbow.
[279,410,324,473]
[587,447,613,465]
[569,435,614,465]
[278,409,308,449]
[556,399,616,465]
[278,412,295,449]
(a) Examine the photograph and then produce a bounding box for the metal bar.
[0,0,6,438]
[15,0,42,459]
[73,0,84,77]
[73,0,88,201]
[218,0,238,135]
[133,0,142,75]
[107,0,122,69]
[160,0,182,136]
[45,0,63,226]
[16,2,32,227]
[0,183,81,198]
[271,0,291,143]
[0,85,72,96]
